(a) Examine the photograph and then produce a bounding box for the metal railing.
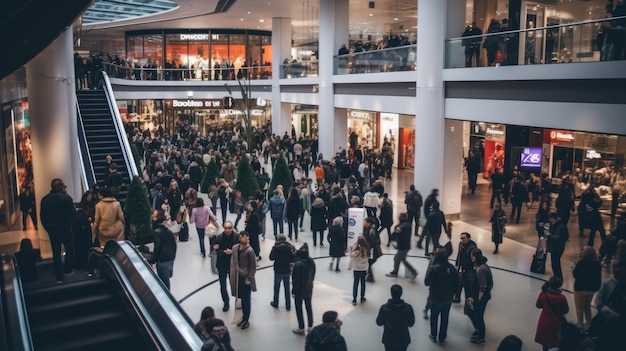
[279,61,319,78]
[334,44,417,75]
[104,62,272,81]
[75,99,97,190]
[446,16,626,68]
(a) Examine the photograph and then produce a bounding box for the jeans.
[156,260,174,290]
[424,232,441,254]
[272,218,284,236]
[550,251,563,279]
[273,273,291,309]
[393,250,417,275]
[353,271,366,300]
[407,210,420,235]
[218,269,230,306]
[22,210,38,230]
[469,296,490,338]
[234,213,242,229]
[511,201,522,223]
[430,301,452,341]
[48,227,74,281]
[238,277,252,322]
[312,230,325,246]
[220,200,228,223]
[295,296,313,329]
[287,219,298,240]
[197,227,206,255]
[587,224,606,247]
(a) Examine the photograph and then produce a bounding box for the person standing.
[572,246,601,330]
[106,163,124,198]
[454,232,478,302]
[385,213,418,280]
[423,202,447,256]
[269,234,294,311]
[489,203,507,254]
[305,311,347,351]
[40,178,76,283]
[467,249,493,344]
[379,193,394,246]
[425,249,460,345]
[19,186,38,230]
[269,189,286,237]
[189,198,217,257]
[466,151,480,194]
[364,217,382,282]
[535,201,551,239]
[93,187,125,247]
[230,231,256,329]
[292,243,316,335]
[286,188,301,241]
[580,186,606,247]
[310,197,328,247]
[375,284,416,351]
[417,189,439,249]
[509,176,527,224]
[214,221,239,312]
[245,201,261,259]
[327,217,346,271]
[489,168,505,209]
[590,257,626,350]
[218,179,229,224]
[404,185,423,236]
[349,236,370,305]
[148,213,177,290]
[534,276,569,351]
[545,213,569,279]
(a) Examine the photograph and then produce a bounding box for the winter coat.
[215,232,239,271]
[327,225,346,257]
[310,202,328,231]
[40,189,75,230]
[425,258,460,303]
[269,195,286,220]
[328,195,348,221]
[229,244,257,295]
[349,247,369,271]
[363,191,380,208]
[375,298,415,348]
[94,197,125,247]
[490,209,507,244]
[292,256,316,298]
[305,323,347,351]
[149,226,177,264]
[286,196,301,221]
[547,219,568,254]
[573,260,601,292]
[535,290,569,348]
[379,199,393,227]
[269,241,295,274]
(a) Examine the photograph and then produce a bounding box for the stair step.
[27,293,117,317]
[24,279,108,301]
[38,329,141,351]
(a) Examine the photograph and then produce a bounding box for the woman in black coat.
[327,217,346,271]
[378,193,394,246]
[286,188,301,241]
[245,201,261,259]
[310,197,328,246]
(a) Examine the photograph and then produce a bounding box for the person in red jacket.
[535,276,569,350]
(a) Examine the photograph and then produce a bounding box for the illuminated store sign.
[172,99,222,108]
[586,150,602,159]
[550,130,574,142]
[349,111,375,120]
[180,34,209,40]
[486,128,504,136]
[520,147,542,170]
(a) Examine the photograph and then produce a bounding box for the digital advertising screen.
[520,147,542,171]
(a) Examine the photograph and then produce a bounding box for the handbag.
[544,292,567,323]
[530,239,546,274]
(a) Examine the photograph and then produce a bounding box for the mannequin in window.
[525,21,536,64]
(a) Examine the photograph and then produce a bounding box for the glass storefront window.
[144,34,163,67]
[230,34,246,73]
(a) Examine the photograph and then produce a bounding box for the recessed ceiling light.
[259,19,264,23]
[240,18,244,21]
[247,11,251,14]
[369,13,373,17]
[394,18,398,21]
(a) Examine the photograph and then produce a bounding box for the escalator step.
[31,310,128,338]
[39,329,143,351]
[27,293,117,317]
[24,279,109,301]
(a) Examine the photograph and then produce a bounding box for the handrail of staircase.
[0,254,34,351]
[100,71,139,179]
[88,241,202,351]
[75,99,97,191]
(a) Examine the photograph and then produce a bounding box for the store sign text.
[225,109,264,116]
[550,131,574,142]
[586,150,602,159]
[486,128,504,136]
[520,148,542,169]
[349,111,375,120]
[173,99,221,108]
[180,34,209,41]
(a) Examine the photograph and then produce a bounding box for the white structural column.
[271,17,292,136]
[26,27,82,256]
[334,108,348,154]
[318,0,349,159]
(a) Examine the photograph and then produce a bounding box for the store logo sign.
[520,148,542,169]
[550,131,574,142]
[586,150,601,159]
[180,34,209,40]
[173,99,204,107]
[486,128,504,136]
[349,111,374,120]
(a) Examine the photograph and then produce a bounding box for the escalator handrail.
[0,254,34,351]
[89,241,202,351]
[100,71,139,179]
[76,99,97,190]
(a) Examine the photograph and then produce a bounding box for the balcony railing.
[279,61,319,79]
[103,62,272,81]
[334,45,417,75]
[446,16,626,68]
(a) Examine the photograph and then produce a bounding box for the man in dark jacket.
[385,213,418,280]
[19,186,37,231]
[467,249,493,344]
[422,202,447,255]
[213,221,239,311]
[364,217,381,282]
[40,178,75,283]
[305,311,346,351]
[510,176,527,223]
[404,184,422,236]
[376,284,416,351]
[292,243,316,335]
[546,213,569,279]
[269,234,294,310]
[148,214,177,290]
[454,232,478,302]
[417,189,439,249]
[268,190,285,237]
[425,249,460,344]
[105,163,124,197]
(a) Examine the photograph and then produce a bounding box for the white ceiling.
[80,0,417,46]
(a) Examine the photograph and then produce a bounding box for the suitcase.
[530,239,546,274]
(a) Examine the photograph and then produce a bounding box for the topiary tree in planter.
[130,143,143,176]
[200,158,220,193]
[269,154,293,196]
[235,154,259,201]
[124,176,153,245]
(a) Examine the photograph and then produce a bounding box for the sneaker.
[470,338,485,344]
[292,328,305,335]
[352,299,357,305]
[223,305,230,312]
[385,272,398,277]
[335,267,341,272]
[438,339,445,345]
[428,334,437,343]
[299,228,305,232]
[422,309,429,320]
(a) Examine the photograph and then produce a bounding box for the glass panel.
[211,34,230,80]
[247,35,261,79]
[262,36,272,79]
[333,45,416,75]
[144,34,162,79]
[165,34,188,80]
[188,40,209,80]
[230,34,246,79]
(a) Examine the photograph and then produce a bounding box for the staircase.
[24,279,151,351]
[77,89,131,205]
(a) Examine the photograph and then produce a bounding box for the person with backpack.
[404,184,423,236]
[305,311,347,351]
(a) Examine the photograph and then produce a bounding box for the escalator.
[1,241,203,351]
[76,72,138,205]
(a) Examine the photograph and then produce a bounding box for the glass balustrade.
[279,61,319,79]
[446,16,626,68]
[334,45,417,75]
[103,62,272,81]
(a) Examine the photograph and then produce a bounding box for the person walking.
[148,213,177,290]
[509,176,526,223]
[93,187,125,247]
[466,152,480,194]
[572,246,601,330]
[269,234,294,311]
[375,284,416,351]
[292,243,316,335]
[305,311,347,351]
[489,168,505,209]
[423,202,447,255]
[268,189,286,238]
[218,179,229,224]
[327,216,346,271]
[364,217,382,282]
[404,185,423,235]
[467,249,493,344]
[310,197,328,246]
[417,189,438,249]
[489,203,507,254]
[545,213,569,279]
[379,193,394,246]
[286,188,301,241]
[454,232,478,302]
[19,186,38,230]
[349,236,370,305]
[40,178,76,283]
[580,186,606,247]
[190,198,217,257]
[385,213,418,280]
[425,249,460,345]
[245,201,262,259]
[535,276,569,351]
[214,222,239,312]
[230,231,256,329]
